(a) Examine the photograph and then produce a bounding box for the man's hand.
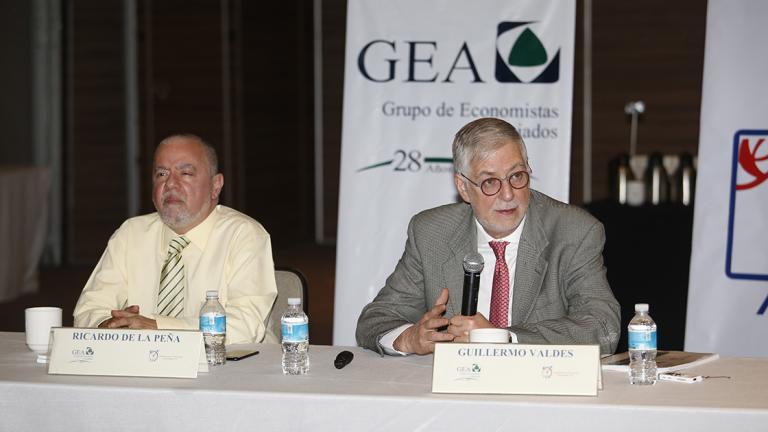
[98,305,158,330]
[393,288,454,354]
[446,312,494,343]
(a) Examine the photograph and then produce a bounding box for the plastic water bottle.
[199,290,226,366]
[281,297,309,375]
[628,303,657,385]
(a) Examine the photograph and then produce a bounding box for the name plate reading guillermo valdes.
[432,343,600,396]
[48,328,208,378]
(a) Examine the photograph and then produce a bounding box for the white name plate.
[49,328,208,378]
[432,343,600,396]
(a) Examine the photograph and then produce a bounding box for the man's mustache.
[162,192,185,203]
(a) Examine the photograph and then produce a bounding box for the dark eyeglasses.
[459,170,530,196]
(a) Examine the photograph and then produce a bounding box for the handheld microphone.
[334,350,354,369]
[461,252,484,316]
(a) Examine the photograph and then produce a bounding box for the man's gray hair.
[452,117,529,175]
[157,133,219,175]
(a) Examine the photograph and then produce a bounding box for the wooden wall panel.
[570,1,585,204]
[589,1,706,201]
[319,0,346,241]
[239,1,314,243]
[137,0,226,214]
[67,1,126,262]
[0,1,33,165]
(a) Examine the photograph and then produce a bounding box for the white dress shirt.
[73,205,278,344]
[380,216,526,354]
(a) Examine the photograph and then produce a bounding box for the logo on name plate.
[149,350,159,362]
[71,346,95,362]
[541,365,553,379]
[455,363,482,381]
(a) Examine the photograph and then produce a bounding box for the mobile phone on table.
[226,349,259,361]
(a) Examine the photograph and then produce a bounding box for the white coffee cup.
[25,307,62,363]
[469,328,511,344]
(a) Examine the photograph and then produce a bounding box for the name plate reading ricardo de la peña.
[432,343,600,396]
[48,327,208,378]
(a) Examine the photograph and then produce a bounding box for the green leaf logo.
[507,28,548,67]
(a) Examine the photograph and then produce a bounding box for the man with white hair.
[356,118,620,355]
[74,134,277,344]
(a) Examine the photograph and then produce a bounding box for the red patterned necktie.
[489,240,510,328]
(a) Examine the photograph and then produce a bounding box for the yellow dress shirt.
[73,205,278,344]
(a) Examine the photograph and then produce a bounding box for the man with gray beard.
[74,134,278,344]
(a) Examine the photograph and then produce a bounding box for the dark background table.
[585,201,694,351]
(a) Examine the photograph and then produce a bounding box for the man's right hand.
[98,305,158,329]
[393,288,455,354]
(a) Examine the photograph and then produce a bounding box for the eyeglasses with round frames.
[459,170,530,196]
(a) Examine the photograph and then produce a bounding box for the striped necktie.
[157,236,191,317]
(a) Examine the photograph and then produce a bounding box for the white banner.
[685,0,768,356]
[334,0,576,345]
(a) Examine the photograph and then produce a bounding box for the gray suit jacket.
[356,190,621,355]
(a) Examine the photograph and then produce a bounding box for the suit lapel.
[441,205,476,317]
[512,192,549,325]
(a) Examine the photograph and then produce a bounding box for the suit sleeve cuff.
[379,324,412,355]
[508,330,519,343]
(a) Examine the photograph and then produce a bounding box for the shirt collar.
[474,215,526,248]
[161,205,220,252]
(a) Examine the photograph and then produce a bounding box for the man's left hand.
[446,313,494,342]
[99,305,158,330]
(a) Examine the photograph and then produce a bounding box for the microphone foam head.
[463,252,484,273]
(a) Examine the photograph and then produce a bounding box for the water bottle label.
[628,329,657,350]
[199,314,226,334]
[282,322,308,343]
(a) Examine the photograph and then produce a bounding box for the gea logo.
[356,22,559,84]
[358,40,482,83]
[72,347,94,356]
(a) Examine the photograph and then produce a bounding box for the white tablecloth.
[0,166,50,302]
[0,332,766,431]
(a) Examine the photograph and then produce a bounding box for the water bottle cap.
[206,290,219,299]
[287,297,301,306]
[634,303,649,312]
